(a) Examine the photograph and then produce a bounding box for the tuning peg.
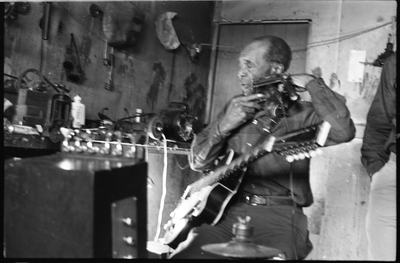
[60,127,73,152]
[73,136,83,153]
[86,141,94,153]
[285,155,294,163]
[304,152,311,158]
[309,150,317,157]
[114,130,122,140]
[315,148,323,155]
[84,130,100,154]
[100,143,110,155]
[61,140,71,152]
[105,131,113,140]
[112,131,123,156]
[87,143,100,154]
[122,133,134,158]
[297,152,305,160]
[99,131,113,155]
[60,127,72,139]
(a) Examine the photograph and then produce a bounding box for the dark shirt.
[361,52,397,176]
[189,78,355,207]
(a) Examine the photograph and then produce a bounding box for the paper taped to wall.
[348,50,366,83]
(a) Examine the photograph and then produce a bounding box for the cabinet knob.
[123,236,136,246]
[122,217,132,226]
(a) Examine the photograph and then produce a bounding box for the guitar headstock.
[272,121,331,162]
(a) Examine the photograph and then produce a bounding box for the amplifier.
[4,153,147,258]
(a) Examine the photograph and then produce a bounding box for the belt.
[238,193,301,209]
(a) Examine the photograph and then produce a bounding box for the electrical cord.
[289,163,299,260]
[281,105,298,260]
[153,133,168,242]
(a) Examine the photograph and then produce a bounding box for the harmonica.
[251,73,299,101]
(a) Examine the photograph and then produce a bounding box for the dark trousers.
[170,202,313,259]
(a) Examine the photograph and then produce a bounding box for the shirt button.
[251,184,256,189]
[246,143,252,147]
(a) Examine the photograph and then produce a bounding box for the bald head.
[242,35,292,71]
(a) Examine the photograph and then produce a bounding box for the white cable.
[154,133,168,242]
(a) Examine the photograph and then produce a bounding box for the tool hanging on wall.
[89,4,103,20]
[17,68,46,91]
[4,2,30,20]
[105,47,115,91]
[102,2,145,49]
[372,33,395,67]
[41,2,51,40]
[103,40,111,66]
[63,33,85,83]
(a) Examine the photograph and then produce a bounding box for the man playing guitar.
[168,35,355,259]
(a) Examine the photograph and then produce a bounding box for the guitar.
[163,121,331,249]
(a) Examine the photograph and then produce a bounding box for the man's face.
[238,43,272,96]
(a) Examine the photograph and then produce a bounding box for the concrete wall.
[214,0,396,260]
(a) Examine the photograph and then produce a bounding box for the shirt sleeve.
[360,52,396,175]
[188,103,231,171]
[306,78,356,146]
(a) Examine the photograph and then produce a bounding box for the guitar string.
[282,91,299,260]
[153,133,168,242]
[289,163,299,260]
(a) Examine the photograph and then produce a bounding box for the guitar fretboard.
[188,136,276,194]
[186,121,330,195]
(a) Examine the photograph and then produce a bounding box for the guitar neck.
[186,121,331,195]
[188,136,276,194]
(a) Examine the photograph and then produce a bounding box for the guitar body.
[163,169,246,249]
[163,216,201,250]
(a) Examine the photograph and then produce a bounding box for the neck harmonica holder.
[250,73,300,118]
[251,73,299,101]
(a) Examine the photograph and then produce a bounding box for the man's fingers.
[240,101,262,110]
[241,106,257,113]
[235,93,264,102]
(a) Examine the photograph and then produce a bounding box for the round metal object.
[202,216,285,259]
[147,116,164,140]
[15,2,30,15]
[201,240,283,259]
[89,4,103,18]
[17,68,45,90]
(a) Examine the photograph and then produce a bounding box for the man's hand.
[290,74,315,88]
[218,93,264,134]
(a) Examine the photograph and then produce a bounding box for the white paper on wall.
[347,50,367,83]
